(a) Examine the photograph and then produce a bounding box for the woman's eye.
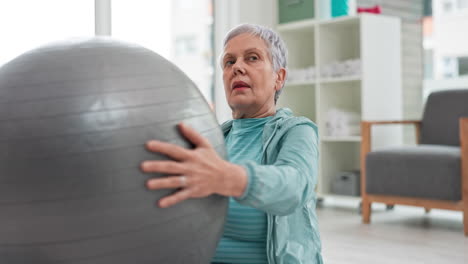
[248,56,258,61]
[225,60,235,67]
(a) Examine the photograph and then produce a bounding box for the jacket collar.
[220,108,293,137]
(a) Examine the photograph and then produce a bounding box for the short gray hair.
[222,23,288,104]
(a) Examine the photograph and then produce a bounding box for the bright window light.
[0,0,94,66]
[112,0,214,104]
[112,0,172,59]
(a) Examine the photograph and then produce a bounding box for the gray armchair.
[360,89,468,236]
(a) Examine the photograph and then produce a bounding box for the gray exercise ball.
[0,37,227,264]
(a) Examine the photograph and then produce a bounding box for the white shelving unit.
[277,14,403,197]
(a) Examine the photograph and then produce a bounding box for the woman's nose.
[233,60,246,75]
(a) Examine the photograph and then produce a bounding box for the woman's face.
[221,33,284,116]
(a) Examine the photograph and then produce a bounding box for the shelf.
[276,14,402,198]
[285,80,316,87]
[277,14,369,32]
[319,75,361,84]
[321,136,361,142]
[277,19,316,32]
[317,14,361,27]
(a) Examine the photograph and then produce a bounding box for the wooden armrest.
[361,120,422,147]
[460,118,468,206]
[461,117,468,139]
[361,120,421,125]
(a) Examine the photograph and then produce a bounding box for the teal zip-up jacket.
[221,108,323,264]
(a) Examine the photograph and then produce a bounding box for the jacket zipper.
[263,122,279,264]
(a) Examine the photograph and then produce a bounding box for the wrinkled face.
[221,33,282,114]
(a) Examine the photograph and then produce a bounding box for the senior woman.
[141,24,323,264]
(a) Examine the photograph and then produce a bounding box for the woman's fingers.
[146,175,188,190]
[143,123,220,208]
[141,160,184,174]
[146,140,190,161]
[178,123,210,148]
[158,188,192,208]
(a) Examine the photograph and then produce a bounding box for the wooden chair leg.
[464,205,468,236]
[362,198,371,223]
[460,118,468,236]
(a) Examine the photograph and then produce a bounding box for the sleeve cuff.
[234,161,255,202]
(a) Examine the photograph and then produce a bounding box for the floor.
[316,198,468,264]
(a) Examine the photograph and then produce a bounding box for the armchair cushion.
[366,144,461,201]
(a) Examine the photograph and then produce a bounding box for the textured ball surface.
[0,38,227,263]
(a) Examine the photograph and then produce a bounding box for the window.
[443,0,455,13]
[112,0,215,104]
[442,57,457,78]
[175,36,198,56]
[423,0,468,81]
[424,49,434,79]
[0,0,94,66]
[175,0,194,10]
[458,56,468,75]
[171,0,214,105]
[0,1,215,105]
[458,0,468,9]
[112,0,172,59]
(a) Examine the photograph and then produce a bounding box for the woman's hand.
[141,123,247,208]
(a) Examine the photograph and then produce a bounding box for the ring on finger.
[179,175,187,187]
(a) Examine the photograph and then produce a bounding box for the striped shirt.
[212,117,272,264]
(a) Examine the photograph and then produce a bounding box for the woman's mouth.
[232,81,251,90]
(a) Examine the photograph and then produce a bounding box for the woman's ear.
[275,68,287,91]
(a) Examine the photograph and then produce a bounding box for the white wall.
[213,0,276,123]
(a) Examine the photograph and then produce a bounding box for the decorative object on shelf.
[331,170,361,196]
[278,0,315,24]
[326,108,360,137]
[287,66,316,84]
[331,0,356,17]
[320,59,361,79]
[357,5,382,14]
